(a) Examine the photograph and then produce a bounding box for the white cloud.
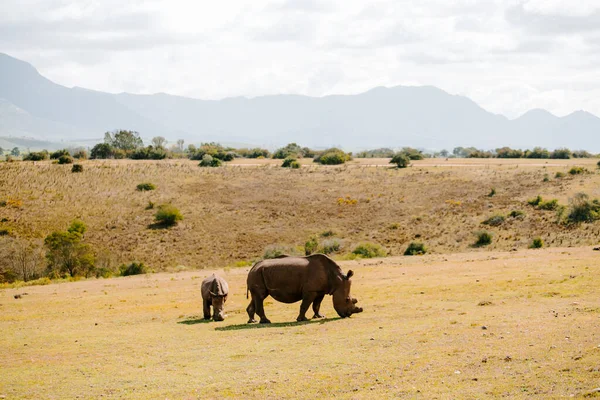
[1,0,599,118]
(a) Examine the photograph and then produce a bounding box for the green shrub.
[50,149,70,159]
[488,188,496,197]
[199,154,222,167]
[304,236,318,255]
[0,228,11,236]
[281,157,297,168]
[119,262,147,276]
[136,183,156,191]
[314,148,352,165]
[319,239,341,254]
[23,151,49,161]
[509,210,525,219]
[145,201,155,210]
[527,195,542,206]
[73,150,88,160]
[530,237,544,249]
[155,204,183,226]
[555,172,565,179]
[71,164,83,173]
[569,166,586,175]
[566,193,600,223]
[482,214,505,226]
[320,230,335,237]
[390,153,410,168]
[597,160,600,169]
[58,155,74,164]
[474,231,492,247]
[538,199,559,210]
[543,174,549,182]
[352,242,387,258]
[290,161,301,169]
[404,242,427,256]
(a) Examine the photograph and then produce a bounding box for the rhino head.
[332,270,363,318]
[209,277,228,321]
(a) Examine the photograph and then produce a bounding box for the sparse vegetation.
[136,182,156,191]
[404,241,427,255]
[530,237,544,248]
[118,262,148,276]
[352,242,387,258]
[566,193,600,223]
[319,239,342,255]
[482,214,505,226]
[154,204,183,226]
[390,153,410,168]
[71,164,83,173]
[474,231,492,247]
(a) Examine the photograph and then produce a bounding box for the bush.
[404,242,427,256]
[319,239,342,254]
[73,150,88,160]
[527,195,542,206]
[281,157,297,168]
[71,164,83,173]
[90,143,114,159]
[482,214,505,226]
[199,154,222,167]
[488,188,496,197]
[314,148,352,165]
[58,155,74,164]
[569,166,586,175]
[538,199,559,210]
[530,237,544,249]
[136,183,156,191]
[390,153,410,168]
[154,204,183,226]
[352,242,387,258]
[290,160,301,169]
[50,149,70,159]
[272,143,304,159]
[566,193,600,223]
[304,236,318,255]
[130,146,168,160]
[597,160,600,169]
[555,172,565,179]
[23,151,49,161]
[474,231,492,247]
[509,210,525,219]
[119,262,147,276]
[550,148,571,159]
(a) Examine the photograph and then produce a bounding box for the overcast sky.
[2,0,600,118]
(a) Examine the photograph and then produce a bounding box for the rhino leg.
[297,292,318,322]
[203,299,211,320]
[249,291,271,324]
[312,294,325,319]
[246,300,257,323]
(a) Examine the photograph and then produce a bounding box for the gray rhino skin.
[201,274,229,321]
[246,254,363,323]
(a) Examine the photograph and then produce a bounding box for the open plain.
[2,248,600,398]
[2,158,600,398]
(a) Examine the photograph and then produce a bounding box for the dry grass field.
[1,158,600,271]
[2,247,600,399]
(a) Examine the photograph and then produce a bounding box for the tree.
[44,220,94,278]
[11,147,20,156]
[104,130,143,151]
[272,143,304,159]
[0,147,4,155]
[439,149,449,157]
[8,240,44,282]
[176,139,185,152]
[90,143,114,159]
[390,153,411,168]
[151,136,167,149]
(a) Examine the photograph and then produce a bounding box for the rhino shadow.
[214,317,340,331]
[178,317,213,325]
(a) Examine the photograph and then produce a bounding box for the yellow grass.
[2,247,600,398]
[1,158,600,271]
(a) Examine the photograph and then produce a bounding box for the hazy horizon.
[2,1,600,119]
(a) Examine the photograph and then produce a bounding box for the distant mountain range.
[1,52,599,151]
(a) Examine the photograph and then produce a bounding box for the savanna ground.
[2,248,600,398]
[2,158,600,398]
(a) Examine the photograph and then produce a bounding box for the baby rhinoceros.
[201,274,229,321]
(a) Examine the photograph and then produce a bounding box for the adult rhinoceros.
[246,254,363,323]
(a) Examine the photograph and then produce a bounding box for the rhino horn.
[209,291,218,297]
[346,270,354,279]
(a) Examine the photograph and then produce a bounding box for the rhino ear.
[346,270,354,279]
